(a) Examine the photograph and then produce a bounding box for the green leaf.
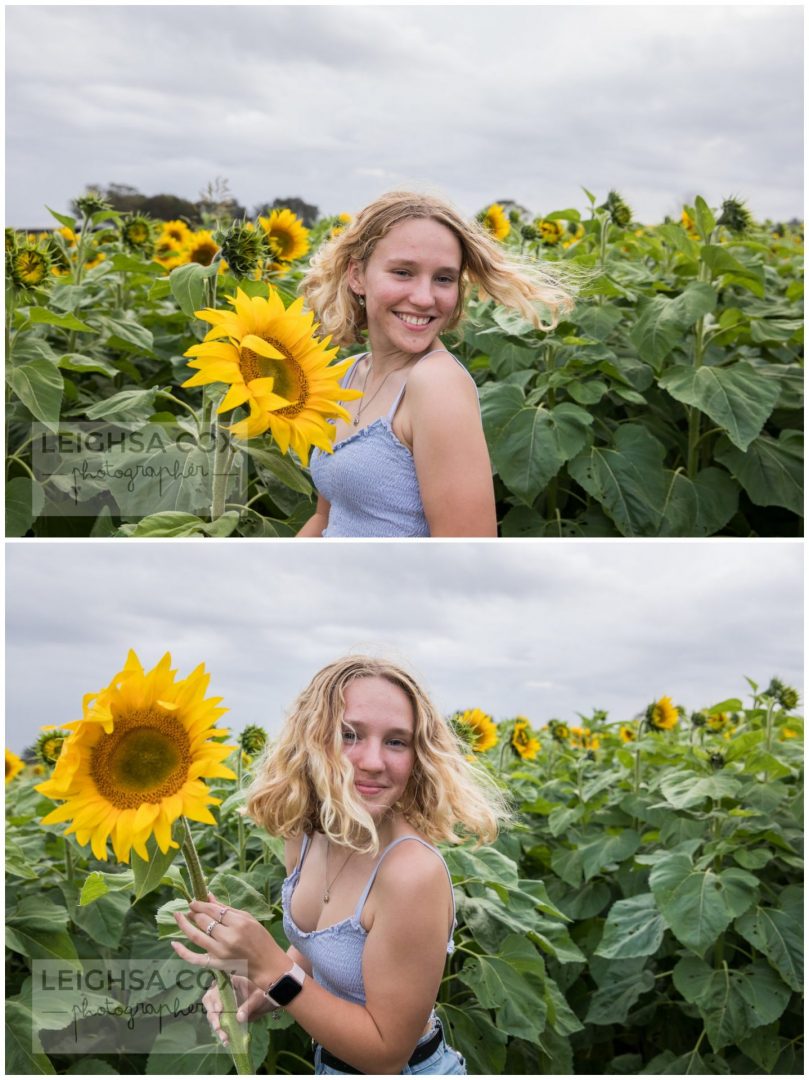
[6,838,39,879]
[7,895,70,932]
[649,854,758,954]
[438,1004,507,1074]
[485,396,594,503]
[628,282,716,371]
[131,834,180,901]
[6,476,45,536]
[243,443,313,496]
[457,935,548,1041]
[595,893,667,959]
[8,359,64,432]
[700,245,765,296]
[586,961,655,1024]
[84,387,159,424]
[129,511,210,538]
[5,925,80,966]
[444,845,519,889]
[95,315,155,355]
[61,882,130,949]
[169,261,220,319]
[715,430,803,515]
[27,306,95,333]
[146,1020,234,1075]
[46,205,77,230]
[58,352,120,377]
[738,1022,783,1072]
[658,771,741,809]
[694,196,716,242]
[207,871,276,921]
[579,829,641,881]
[673,956,791,1052]
[734,886,803,991]
[568,423,668,536]
[656,467,738,537]
[658,362,779,451]
[5,1000,56,1074]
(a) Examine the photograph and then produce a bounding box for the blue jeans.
[314,1036,466,1075]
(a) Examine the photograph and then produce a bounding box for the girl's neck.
[364,339,441,376]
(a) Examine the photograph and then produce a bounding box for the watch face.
[270,973,303,1006]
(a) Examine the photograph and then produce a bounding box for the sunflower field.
[5,190,803,537]
[5,661,804,1075]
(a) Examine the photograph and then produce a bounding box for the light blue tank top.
[308,350,477,538]
[282,833,456,1007]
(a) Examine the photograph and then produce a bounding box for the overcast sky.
[6,4,803,229]
[5,540,803,753]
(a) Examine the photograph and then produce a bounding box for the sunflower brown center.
[91,708,191,808]
[239,336,309,418]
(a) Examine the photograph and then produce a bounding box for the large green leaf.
[243,443,313,496]
[444,845,519,889]
[579,829,640,881]
[145,1021,234,1075]
[672,956,791,1052]
[131,834,181,901]
[734,885,803,992]
[5,1000,56,1074]
[649,853,758,954]
[658,362,779,451]
[60,882,130,949]
[5,925,80,966]
[457,934,548,1041]
[7,895,70,932]
[656,467,738,537]
[6,476,45,536]
[585,958,655,1024]
[169,261,220,319]
[8,359,64,433]
[95,315,155,355]
[594,892,667,959]
[628,282,716,370]
[481,385,593,504]
[27,306,95,333]
[658,771,741,810]
[715,430,803,515]
[438,1004,507,1074]
[700,245,765,297]
[568,423,668,536]
[83,387,159,424]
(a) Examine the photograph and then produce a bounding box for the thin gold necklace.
[323,840,355,903]
[353,356,410,426]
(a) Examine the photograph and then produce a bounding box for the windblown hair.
[300,190,578,346]
[246,655,511,855]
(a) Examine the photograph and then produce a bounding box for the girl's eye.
[342,730,356,742]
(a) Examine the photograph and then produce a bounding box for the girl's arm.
[296,494,331,537]
[408,357,497,537]
[174,843,451,1073]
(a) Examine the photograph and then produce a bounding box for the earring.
[357,295,365,308]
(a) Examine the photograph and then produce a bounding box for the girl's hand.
[171,890,286,987]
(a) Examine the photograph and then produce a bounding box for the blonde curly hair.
[300,190,577,347]
[245,655,510,855]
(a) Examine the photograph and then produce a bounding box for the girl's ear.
[347,258,364,294]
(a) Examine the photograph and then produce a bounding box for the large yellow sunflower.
[258,209,310,262]
[185,230,219,266]
[452,709,498,753]
[182,286,362,464]
[646,695,679,732]
[480,203,510,242]
[6,749,25,784]
[162,219,193,246]
[511,719,540,760]
[36,650,236,863]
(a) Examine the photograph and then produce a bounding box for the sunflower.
[511,719,540,760]
[182,285,361,464]
[619,723,636,743]
[570,726,600,751]
[705,712,729,732]
[10,247,51,288]
[680,210,700,240]
[36,650,236,863]
[121,214,156,255]
[36,727,70,767]
[238,724,268,757]
[330,212,353,238]
[186,230,220,266]
[259,209,310,262]
[154,235,185,270]
[548,720,570,743]
[162,219,193,246]
[6,749,25,784]
[451,709,498,753]
[480,203,510,242]
[646,695,679,732]
[536,219,565,245]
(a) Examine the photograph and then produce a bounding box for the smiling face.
[340,676,417,820]
[348,217,463,360]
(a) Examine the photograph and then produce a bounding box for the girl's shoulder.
[376,832,448,886]
[407,349,475,393]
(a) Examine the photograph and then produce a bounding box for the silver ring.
[205,920,217,937]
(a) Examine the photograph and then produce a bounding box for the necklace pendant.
[322,890,330,903]
[353,418,359,426]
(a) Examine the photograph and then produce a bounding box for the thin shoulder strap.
[353,836,456,931]
[294,832,312,873]
[343,353,369,390]
[385,349,471,421]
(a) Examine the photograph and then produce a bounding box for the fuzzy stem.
[180,818,252,1075]
[237,753,247,875]
[64,838,75,883]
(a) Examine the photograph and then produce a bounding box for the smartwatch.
[264,961,306,1008]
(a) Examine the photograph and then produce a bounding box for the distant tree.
[253,197,319,227]
[72,183,145,216]
[142,193,202,225]
[73,180,247,226]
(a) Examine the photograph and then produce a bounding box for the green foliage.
[5,193,803,536]
[5,679,803,1073]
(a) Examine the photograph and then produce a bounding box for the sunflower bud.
[35,728,69,767]
[238,724,268,758]
[521,224,539,242]
[598,190,633,228]
[709,753,725,770]
[716,197,753,234]
[76,190,112,217]
[5,227,18,255]
[548,719,570,743]
[120,214,156,256]
[9,245,52,289]
[691,711,707,727]
[214,219,268,280]
[766,677,799,710]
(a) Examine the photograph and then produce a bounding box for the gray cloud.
[6,5,802,227]
[5,540,803,753]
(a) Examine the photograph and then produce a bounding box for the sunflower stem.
[210,402,237,520]
[64,838,75,883]
[179,817,252,1075]
[237,753,247,874]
